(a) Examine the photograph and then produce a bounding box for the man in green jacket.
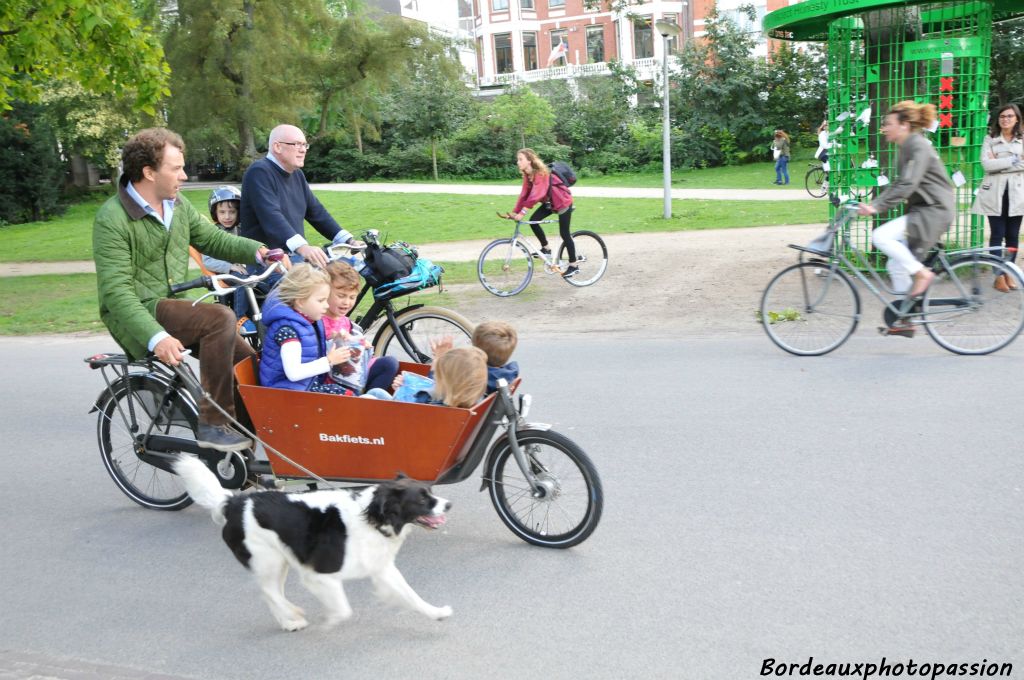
[94,128,271,452]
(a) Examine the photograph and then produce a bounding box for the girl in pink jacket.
[510,148,578,278]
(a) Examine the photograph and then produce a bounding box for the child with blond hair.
[399,346,488,407]
[259,264,361,395]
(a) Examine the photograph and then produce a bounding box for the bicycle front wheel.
[924,259,1024,355]
[805,166,827,198]
[375,306,474,362]
[486,429,603,549]
[559,230,608,287]
[478,238,533,297]
[97,376,195,510]
[760,262,860,355]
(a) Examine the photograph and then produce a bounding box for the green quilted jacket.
[93,179,264,359]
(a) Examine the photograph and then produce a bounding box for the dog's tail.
[172,454,232,526]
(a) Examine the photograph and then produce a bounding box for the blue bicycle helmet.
[208,185,241,221]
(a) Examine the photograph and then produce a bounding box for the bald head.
[268,125,308,173]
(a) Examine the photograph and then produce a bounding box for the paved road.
[1,333,1021,679]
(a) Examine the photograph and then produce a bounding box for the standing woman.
[772,130,791,185]
[857,101,954,307]
[971,103,1024,292]
[508,148,578,278]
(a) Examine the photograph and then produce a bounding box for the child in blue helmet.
[206,185,262,332]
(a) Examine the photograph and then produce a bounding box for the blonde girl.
[433,346,489,408]
[258,264,353,392]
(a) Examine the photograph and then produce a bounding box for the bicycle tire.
[485,429,603,549]
[805,166,827,198]
[374,306,474,363]
[558,230,608,288]
[478,238,533,297]
[924,258,1024,355]
[97,375,195,510]
[760,262,860,356]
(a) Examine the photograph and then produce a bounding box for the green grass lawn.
[0,189,827,263]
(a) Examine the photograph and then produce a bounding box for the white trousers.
[871,215,923,294]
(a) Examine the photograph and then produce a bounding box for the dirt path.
[4,224,858,338]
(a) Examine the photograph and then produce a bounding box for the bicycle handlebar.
[169,276,212,295]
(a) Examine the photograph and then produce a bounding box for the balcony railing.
[478,57,664,87]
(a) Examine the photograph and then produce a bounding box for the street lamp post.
[654,18,681,219]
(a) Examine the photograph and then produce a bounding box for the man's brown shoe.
[994,274,1011,293]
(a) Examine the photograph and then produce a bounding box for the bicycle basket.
[361,239,417,288]
[373,258,444,300]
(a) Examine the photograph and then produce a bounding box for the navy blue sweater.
[239,157,346,250]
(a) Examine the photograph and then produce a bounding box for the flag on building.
[547,39,568,66]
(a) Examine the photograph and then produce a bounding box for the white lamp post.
[654,18,681,219]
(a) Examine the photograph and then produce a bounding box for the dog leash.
[174,364,342,489]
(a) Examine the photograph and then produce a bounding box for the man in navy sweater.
[240,124,355,269]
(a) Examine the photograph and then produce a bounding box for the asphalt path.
[1,332,1021,680]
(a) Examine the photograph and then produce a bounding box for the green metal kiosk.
[764,0,1022,264]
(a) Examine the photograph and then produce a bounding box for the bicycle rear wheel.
[760,262,860,355]
[478,238,533,297]
[559,230,608,287]
[924,258,1024,355]
[375,306,474,362]
[805,166,827,198]
[97,376,195,510]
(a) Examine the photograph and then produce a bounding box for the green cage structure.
[764,0,1024,269]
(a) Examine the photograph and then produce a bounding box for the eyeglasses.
[277,141,311,150]
[998,114,1018,120]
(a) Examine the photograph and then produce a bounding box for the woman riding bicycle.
[508,148,578,278]
[857,100,954,301]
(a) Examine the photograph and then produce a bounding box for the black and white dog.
[173,455,452,631]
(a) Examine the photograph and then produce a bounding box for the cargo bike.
[86,256,604,548]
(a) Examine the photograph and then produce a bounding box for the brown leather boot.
[994,274,1011,293]
[1006,273,1019,290]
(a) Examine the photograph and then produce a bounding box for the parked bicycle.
[760,205,1024,355]
[805,160,828,198]
[176,238,473,363]
[477,213,608,297]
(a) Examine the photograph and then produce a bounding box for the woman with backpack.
[507,148,578,278]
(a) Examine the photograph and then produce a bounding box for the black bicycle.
[176,245,473,364]
[804,161,828,198]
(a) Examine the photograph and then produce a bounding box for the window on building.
[586,25,605,63]
[493,0,509,10]
[494,33,513,73]
[523,32,538,70]
[633,15,653,59]
[521,0,534,8]
[549,0,566,7]
[549,29,568,64]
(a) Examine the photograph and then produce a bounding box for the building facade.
[472,0,793,88]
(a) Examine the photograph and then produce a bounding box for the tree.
[990,18,1024,107]
[381,48,476,180]
[760,42,827,136]
[669,5,766,166]
[489,88,557,150]
[0,103,64,224]
[165,0,328,168]
[307,11,432,141]
[0,0,169,114]
[40,82,144,181]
